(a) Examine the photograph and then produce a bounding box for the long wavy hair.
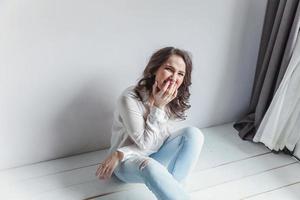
[134,47,193,120]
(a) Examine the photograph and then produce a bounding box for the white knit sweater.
[108,86,171,162]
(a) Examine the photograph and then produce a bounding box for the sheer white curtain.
[253,34,300,151]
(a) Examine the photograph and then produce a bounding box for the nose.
[169,74,177,83]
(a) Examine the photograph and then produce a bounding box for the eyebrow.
[165,64,186,74]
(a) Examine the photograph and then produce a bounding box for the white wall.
[0,0,267,169]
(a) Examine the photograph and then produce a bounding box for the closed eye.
[165,67,173,72]
[165,65,185,76]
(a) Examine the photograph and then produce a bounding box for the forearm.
[119,96,168,150]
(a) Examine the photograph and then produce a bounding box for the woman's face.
[154,55,186,90]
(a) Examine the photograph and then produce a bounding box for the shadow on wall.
[52,77,114,158]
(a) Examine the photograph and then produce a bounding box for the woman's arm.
[118,81,177,151]
[118,95,168,150]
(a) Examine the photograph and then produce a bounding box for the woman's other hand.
[152,80,178,109]
[95,151,123,179]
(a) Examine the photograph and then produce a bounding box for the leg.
[113,155,190,200]
[150,126,204,182]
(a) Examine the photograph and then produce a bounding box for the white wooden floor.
[1,123,299,200]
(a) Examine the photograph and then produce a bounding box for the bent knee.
[184,126,205,144]
[138,158,162,177]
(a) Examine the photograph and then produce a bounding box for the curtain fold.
[253,33,300,151]
[234,0,300,141]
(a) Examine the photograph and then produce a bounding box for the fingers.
[95,164,102,176]
[152,80,178,108]
[95,163,104,178]
[166,83,178,103]
[152,81,159,96]
[169,82,177,97]
[162,81,177,99]
[96,163,110,179]
[96,157,119,180]
[159,80,171,96]
[171,89,178,101]
[99,164,108,178]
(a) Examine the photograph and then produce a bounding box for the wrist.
[153,102,165,110]
[116,151,124,161]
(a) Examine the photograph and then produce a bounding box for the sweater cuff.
[117,146,137,162]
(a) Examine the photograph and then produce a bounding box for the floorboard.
[1,123,298,200]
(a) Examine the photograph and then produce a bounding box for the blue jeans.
[113,126,204,200]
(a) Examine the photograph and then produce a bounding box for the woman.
[95,47,204,200]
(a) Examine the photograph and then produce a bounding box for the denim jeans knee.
[183,126,205,145]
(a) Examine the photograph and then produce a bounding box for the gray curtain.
[234,0,300,141]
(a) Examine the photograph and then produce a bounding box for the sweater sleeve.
[116,144,144,162]
[118,95,168,152]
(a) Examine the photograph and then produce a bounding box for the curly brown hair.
[134,47,193,120]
